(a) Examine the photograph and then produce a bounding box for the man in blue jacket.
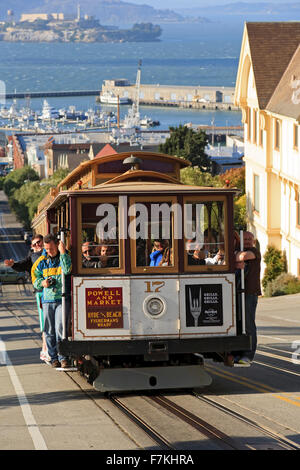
[4,234,50,363]
[32,233,72,369]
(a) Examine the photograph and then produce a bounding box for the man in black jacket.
[4,234,50,363]
[5,234,44,273]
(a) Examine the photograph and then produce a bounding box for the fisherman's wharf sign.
[86,287,123,329]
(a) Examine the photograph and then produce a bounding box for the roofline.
[57,151,191,189]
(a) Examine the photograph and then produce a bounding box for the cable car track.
[148,394,243,450]
[2,292,300,450]
[109,395,175,450]
[194,394,300,450]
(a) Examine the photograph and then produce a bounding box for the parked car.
[0,266,27,284]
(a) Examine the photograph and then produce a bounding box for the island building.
[100,80,236,107]
[20,13,65,22]
[234,22,300,277]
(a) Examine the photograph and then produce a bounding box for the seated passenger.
[99,242,119,268]
[82,241,100,268]
[160,246,171,266]
[186,239,206,265]
[149,240,169,267]
[205,248,225,265]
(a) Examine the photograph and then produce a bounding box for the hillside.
[1,0,208,24]
[175,2,300,21]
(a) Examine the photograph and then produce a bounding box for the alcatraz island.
[0,10,162,43]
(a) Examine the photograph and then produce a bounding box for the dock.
[4,90,100,100]
[100,80,239,110]
[138,99,239,111]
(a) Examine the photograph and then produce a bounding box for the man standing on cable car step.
[235,231,261,366]
[31,233,72,369]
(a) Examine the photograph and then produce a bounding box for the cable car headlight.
[143,295,167,318]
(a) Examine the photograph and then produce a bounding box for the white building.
[235,22,300,277]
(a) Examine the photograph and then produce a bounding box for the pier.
[4,90,100,100]
[100,81,239,110]
[138,99,239,111]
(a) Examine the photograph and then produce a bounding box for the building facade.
[235,22,300,277]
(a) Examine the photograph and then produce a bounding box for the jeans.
[43,301,69,362]
[243,294,258,361]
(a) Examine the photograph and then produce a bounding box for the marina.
[0,59,241,135]
[0,99,242,135]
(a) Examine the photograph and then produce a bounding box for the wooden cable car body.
[32,151,250,392]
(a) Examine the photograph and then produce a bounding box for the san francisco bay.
[0,22,244,129]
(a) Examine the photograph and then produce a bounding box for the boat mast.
[132,59,142,119]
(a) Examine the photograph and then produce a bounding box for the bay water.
[0,22,244,128]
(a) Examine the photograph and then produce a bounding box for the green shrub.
[0,176,5,190]
[264,272,300,297]
[262,245,286,291]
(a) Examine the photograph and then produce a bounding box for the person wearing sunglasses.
[5,234,44,272]
[82,241,101,268]
[4,234,50,363]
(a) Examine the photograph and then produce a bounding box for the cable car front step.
[93,364,212,392]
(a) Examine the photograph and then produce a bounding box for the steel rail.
[194,394,300,450]
[150,395,243,450]
[109,395,175,450]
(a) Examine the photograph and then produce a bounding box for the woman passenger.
[149,240,169,267]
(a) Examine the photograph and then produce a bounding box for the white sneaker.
[40,350,51,365]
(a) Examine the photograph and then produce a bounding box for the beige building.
[235,22,300,277]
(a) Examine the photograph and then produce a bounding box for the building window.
[297,192,300,227]
[259,127,263,147]
[253,109,257,144]
[294,124,298,150]
[274,119,280,150]
[247,107,251,142]
[254,174,260,213]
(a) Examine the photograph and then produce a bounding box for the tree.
[4,168,69,229]
[234,194,247,230]
[262,245,287,291]
[180,166,221,187]
[159,125,212,171]
[218,167,246,229]
[3,166,39,197]
[219,167,245,195]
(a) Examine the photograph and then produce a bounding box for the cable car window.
[80,201,120,270]
[129,197,178,273]
[184,197,227,271]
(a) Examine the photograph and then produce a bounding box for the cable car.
[32,151,250,392]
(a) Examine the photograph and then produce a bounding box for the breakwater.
[4,90,100,100]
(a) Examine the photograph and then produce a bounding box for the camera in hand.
[48,276,56,287]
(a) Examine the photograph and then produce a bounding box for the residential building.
[235,22,300,277]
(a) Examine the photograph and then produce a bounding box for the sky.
[127,0,297,7]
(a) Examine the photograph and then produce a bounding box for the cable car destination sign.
[85,287,123,329]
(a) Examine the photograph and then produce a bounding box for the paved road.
[0,191,28,262]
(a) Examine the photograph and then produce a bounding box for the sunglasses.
[83,249,93,254]
[32,240,42,247]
